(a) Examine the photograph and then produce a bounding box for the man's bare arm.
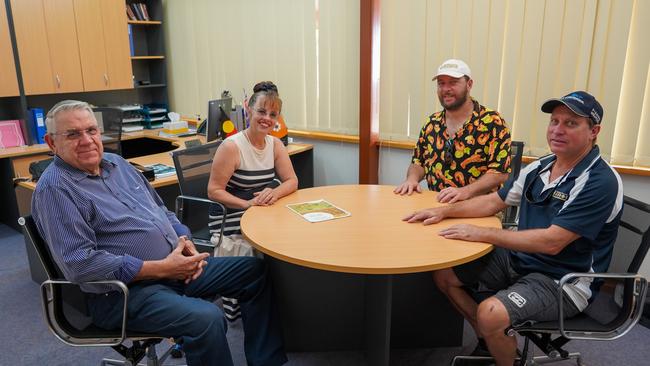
[404,191,508,225]
[437,172,509,203]
[439,224,579,255]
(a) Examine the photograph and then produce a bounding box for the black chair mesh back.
[173,141,222,198]
[502,141,524,225]
[582,195,650,329]
[21,215,63,281]
[606,196,650,274]
[172,141,222,235]
[509,141,524,181]
[93,107,123,156]
[20,216,99,336]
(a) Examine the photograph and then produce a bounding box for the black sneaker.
[451,339,494,366]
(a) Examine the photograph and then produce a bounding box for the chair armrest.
[557,272,648,340]
[40,279,129,347]
[175,195,227,248]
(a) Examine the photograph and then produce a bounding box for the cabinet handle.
[104,74,109,85]
[55,75,61,88]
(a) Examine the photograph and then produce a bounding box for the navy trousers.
[87,256,287,366]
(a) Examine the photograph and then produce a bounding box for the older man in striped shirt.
[32,100,287,366]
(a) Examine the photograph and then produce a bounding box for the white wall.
[293,137,650,278]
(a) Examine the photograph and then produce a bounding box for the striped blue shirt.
[32,153,190,293]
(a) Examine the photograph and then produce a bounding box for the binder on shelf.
[0,120,27,148]
[28,108,47,144]
[127,24,134,56]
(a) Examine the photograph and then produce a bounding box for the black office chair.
[502,141,524,229]
[93,107,124,156]
[452,195,650,366]
[171,140,226,253]
[18,215,181,366]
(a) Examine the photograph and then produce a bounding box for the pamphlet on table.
[286,199,351,223]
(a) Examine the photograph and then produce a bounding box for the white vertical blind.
[163,0,360,134]
[379,0,650,167]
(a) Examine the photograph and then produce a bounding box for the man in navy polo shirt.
[404,91,623,366]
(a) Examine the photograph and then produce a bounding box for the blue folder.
[29,108,46,144]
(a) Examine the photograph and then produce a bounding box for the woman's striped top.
[209,131,277,237]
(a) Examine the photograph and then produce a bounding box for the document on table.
[287,199,351,223]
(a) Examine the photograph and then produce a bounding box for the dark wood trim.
[358,0,380,184]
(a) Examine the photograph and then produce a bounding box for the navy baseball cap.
[541,91,603,124]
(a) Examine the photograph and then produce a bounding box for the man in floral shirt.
[395,59,512,203]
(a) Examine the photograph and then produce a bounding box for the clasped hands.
[249,187,277,207]
[403,208,484,242]
[165,236,209,284]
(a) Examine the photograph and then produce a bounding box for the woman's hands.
[249,187,278,207]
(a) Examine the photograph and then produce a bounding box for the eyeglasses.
[50,126,100,140]
[524,170,570,206]
[443,138,454,164]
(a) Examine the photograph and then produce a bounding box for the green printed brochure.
[286,199,351,223]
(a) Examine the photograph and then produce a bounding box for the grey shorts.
[453,248,580,325]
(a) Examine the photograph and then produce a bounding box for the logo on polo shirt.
[507,292,527,308]
[552,191,568,201]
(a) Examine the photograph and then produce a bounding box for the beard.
[439,88,469,111]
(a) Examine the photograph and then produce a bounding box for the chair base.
[451,352,583,366]
[101,340,184,366]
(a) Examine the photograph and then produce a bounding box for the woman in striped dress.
[207,82,298,320]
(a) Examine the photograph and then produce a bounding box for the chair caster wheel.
[171,343,183,359]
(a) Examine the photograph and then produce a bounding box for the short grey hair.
[45,100,95,134]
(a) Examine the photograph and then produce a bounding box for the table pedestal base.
[365,274,392,366]
[266,258,464,359]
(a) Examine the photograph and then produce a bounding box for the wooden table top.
[14,129,312,190]
[241,184,500,275]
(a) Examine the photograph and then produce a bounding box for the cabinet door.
[10,0,55,95]
[0,3,19,97]
[74,0,110,91]
[42,0,84,93]
[100,0,133,90]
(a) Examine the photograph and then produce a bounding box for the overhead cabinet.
[10,0,133,95]
[74,0,133,91]
[0,3,19,97]
[11,0,84,94]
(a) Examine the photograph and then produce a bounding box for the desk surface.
[241,184,499,275]
[13,129,312,190]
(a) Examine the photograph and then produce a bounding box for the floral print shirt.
[412,99,512,191]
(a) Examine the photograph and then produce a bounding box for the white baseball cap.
[432,59,472,80]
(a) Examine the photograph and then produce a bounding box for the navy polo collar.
[536,145,601,179]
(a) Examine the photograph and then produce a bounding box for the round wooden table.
[241,184,501,365]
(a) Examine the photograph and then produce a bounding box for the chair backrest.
[19,215,63,281]
[502,141,524,226]
[508,141,524,180]
[19,216,100,340]
[578,195,650,337]
[609,195,650,273]
[93,107,124,156]
[172,140,222,198]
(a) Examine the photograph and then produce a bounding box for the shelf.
[127,20,162,25]
[134,83,166,89]
[131,56,165,60]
